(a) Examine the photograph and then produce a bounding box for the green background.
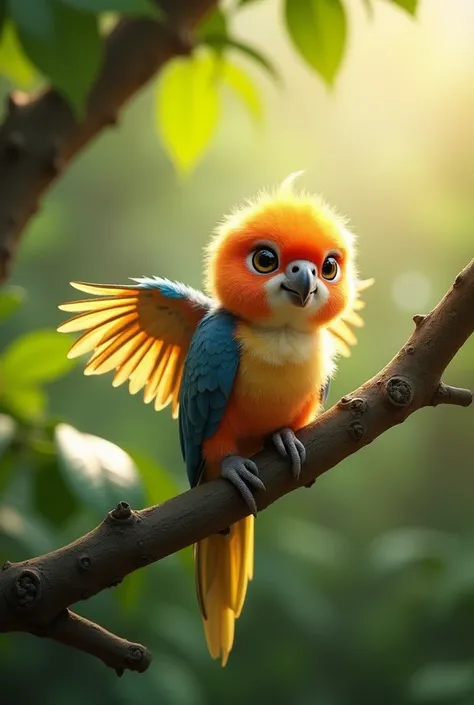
[1,1,474,704]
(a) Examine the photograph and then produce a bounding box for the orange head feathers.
[205,172,357,331]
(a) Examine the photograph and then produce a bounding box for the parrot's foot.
[271,427,306,480]
[221,455,265,517]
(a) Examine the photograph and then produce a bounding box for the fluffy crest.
[278,170,306,196]
[206,171,351,261]
[204,174,357,328]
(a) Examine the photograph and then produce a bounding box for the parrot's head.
[205,172,357,332]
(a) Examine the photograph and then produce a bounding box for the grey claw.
[271,428,306,479]
[221,455,266,516]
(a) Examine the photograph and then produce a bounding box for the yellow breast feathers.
[234,322,334,402]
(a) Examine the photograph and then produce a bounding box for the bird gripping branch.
[57,172,373,665]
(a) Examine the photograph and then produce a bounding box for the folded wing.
[179,309,240,488]
[57,277,213,418]
[327,278,374,358]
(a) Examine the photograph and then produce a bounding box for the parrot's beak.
[281,262,318,307]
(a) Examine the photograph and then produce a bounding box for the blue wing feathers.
[178,310,240,487]
[130,276,213,309]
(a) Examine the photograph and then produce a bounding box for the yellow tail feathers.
[194,516,254,666]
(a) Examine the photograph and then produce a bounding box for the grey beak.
[281,263,317,307]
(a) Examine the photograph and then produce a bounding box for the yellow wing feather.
[327,278,374,358]
[57,280,212,419]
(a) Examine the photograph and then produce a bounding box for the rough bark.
[0,258,472,674]
[0,0,217,282]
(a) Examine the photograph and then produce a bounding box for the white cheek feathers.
[263,272,287,302]
[264,272,329,318]
[315,280,330,306]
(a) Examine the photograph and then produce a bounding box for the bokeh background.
[1,0,474,703]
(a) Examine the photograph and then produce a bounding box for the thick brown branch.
[0,258,472,671]
[32,610,151,675]
[0,0,216,282]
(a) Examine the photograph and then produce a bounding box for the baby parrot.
[57,172,372,666]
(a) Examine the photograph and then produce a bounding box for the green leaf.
[197,6,279,82]
[219,59,263,123]
[155,48,220,176]
[14,0,103,116]
[387,0,417,15]
[0,286,26,322]
[0,329,75,386]
[1,386,47,422]
[55,423,145,517]
[196,7,227,39]
[204,36,280,82]
[32,447,79,527]
[0,21,37,88]
[284,0,347,85]
[60,0,159,18]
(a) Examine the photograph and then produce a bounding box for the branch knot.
[10,570,41,612]
[413,314,426,327]
[349,398,368,416]
[348,421,365,441]
[77,555,91,571]
[107,501,136,524]
[385,376,414,408]
[127,645,145,663]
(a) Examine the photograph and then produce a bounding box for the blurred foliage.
[0,0,416,165]
[0,289,182,525]
[0,0,474,704]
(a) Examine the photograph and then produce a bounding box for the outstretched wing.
[57,277,213,418]
[179,310,240,488]
[326,278,374,358]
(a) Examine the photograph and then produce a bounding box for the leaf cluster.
[0,0,417,172]
[0,290,191,612]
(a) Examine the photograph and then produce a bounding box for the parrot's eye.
[321,256,339,281]
[251,248,279,274]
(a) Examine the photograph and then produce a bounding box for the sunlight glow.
[391,270,432,312]
[55,423,138,492]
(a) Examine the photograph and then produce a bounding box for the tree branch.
[32,610,151,676]
[0,258,473,672]
[0,0,217,283]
